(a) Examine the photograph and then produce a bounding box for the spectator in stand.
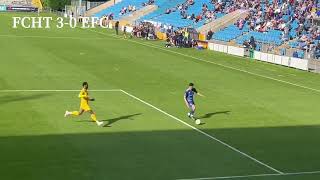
[142,0,154,6]
[119,7,127,15]
[189,13,195,20]
[207,29,213,40]
[195,14,202,23]
[123,25,128,39]
[192,39,198,48]
[249,36,256,50]
[188,0,194,5]
[131,22,156,40]
[115,21,119,35]
[314,43,320,59]
[165,36,172,48]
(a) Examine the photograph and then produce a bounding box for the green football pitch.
[1,12,320,180]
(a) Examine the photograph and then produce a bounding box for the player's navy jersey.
[185,88,197,103]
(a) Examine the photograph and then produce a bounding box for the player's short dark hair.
[189,83,194,86]
[82,82,88,86]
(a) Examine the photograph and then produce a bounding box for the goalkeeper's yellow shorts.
[80,104,91,111]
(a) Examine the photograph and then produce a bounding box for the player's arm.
[193,88,205,97]
[183,92,189,108]
[78,92,95,101]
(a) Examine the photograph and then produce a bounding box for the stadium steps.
[120,5,158,25]
[273,38,299,56]
[278,38,298,49]
[274,42,289,55]
[228,40,237,46]
[197,9,249,34]
[85,0,122,17]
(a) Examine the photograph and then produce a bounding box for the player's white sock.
[64,111,69,117]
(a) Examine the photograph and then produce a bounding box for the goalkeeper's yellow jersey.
[79,88,89,107]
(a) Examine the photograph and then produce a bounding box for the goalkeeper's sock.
[71,111,80,116]
[91,114,97,122]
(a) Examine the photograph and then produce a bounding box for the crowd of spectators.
[142,0,155,6]
[99,0,156,25]
[101,0,320,58]
[131,22,157,40]
[119,0,155,16]
[204,0,320,59]
[102,13,114,21]
[233,0,320,53]
[165,28,199,48]
[119,5,137,16]
[163,0,237,26]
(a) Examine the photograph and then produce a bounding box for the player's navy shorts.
[187,101,195,107]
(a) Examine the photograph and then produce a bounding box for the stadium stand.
[85,0,122,17]
[210,0,319,59]
[0,0,32,6]
[141,0,225,28]
[139,0,186,26]
[197,9,248,35]
[94,0,158,20]
[120,4,158,24]
[212,24,249,42]
[92,0,232,28]
[89,0,320,60]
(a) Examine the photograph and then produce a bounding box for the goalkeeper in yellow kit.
[64,82,104,126]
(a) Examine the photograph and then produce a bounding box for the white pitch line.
[0,89,122,92]
[120,89,283,174]
[177,170,320,180]
[89,29,320,94]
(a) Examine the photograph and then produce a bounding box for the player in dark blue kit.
[184,83,204,122]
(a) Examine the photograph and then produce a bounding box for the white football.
[195,119,201,125]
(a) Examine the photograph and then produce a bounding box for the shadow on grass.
[0,93,52,105]
[199,111,230,119]
[1,126,320,179]
[102,113,142,127]
[77,113,142,127]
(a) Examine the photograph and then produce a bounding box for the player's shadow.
[199,111,230,119]
[102,113,142,127]
[0,93,52,105]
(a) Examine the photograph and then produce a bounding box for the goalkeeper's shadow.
[102,113,142,127]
